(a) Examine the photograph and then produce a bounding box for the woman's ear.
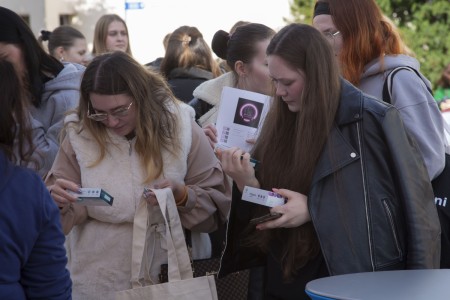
[234,60,247,78]
[53,46,65,61]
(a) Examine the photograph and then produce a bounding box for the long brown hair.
[160,26,222,78]
[252,23,341,279]
[0,59,35,165]
[75,51,179,183]
[318,0,408,85]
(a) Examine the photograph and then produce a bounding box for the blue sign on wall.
[125,2,145,10]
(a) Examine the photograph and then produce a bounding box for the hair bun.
[40,30,52,41]
[211,30,230,60]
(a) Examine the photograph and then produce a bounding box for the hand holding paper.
[214,87,271,152]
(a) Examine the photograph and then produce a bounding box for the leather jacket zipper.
[356,122,375,271]
[381,199,402,257]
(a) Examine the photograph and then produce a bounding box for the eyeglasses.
[87,101,134,122]
[324,31,341,45]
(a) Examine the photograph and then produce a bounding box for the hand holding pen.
[215,147,260,192]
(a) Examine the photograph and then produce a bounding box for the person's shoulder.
[48,62,85,85]
[145,57,163,68]
[44,68,84,96]
[383,54,419,70]
[192,72,235,104]
[384,65,433,104]
[1,161,44,197]
[57,62,86,77]
[383,55,429,82]
[177,101,196,120]
[340,79,391,120]
[193,72,234,93]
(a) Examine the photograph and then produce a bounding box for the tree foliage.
[286,0,449,85]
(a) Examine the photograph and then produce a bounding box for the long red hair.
[320,0,408,85]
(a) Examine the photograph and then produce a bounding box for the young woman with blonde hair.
[92,14,132,56]
[45,51,231,299]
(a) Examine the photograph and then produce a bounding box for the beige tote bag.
[115,188,218,300]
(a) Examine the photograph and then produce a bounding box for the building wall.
[1,0,290,65]
[0,0,47,37]
[0,0,120,54]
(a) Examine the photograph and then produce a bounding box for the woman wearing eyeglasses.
[44,51,231,300]
[312,0,446,181]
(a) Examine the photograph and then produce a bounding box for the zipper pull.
[128,141,132,155]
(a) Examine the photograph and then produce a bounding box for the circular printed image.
[240,103,258,122]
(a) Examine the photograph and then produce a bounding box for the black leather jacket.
[219,80,441,278]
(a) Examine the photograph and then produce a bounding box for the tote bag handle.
[130,188,193,287]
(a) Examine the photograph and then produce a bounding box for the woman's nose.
[104,114,120,127]
[275,86,287,97]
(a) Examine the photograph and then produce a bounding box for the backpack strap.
[383,66,450,150]
[382,66,432,104]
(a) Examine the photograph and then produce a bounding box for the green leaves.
[396,0,449,85]
[288,0,449,86]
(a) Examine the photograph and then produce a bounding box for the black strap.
[382,66,432,104]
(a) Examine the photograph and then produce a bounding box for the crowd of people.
[0,1,449,299]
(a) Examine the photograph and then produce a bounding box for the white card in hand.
[241,186,286,207]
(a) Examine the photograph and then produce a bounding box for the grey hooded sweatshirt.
[359,54,445,180]
[25,62,85,177]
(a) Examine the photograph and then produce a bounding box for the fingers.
[255,189,310,230]
[217,147,259,191]
[50,178,80,208]
[245,138,256,145]
[208,138,216,149]
[256,215,285,230]
[203,123,217,136]
[142,188,157,205]
[143,188,153,199]
[147,197,159,206]
[152,178,171,189]
[219,147,240,173]
[143,178,185,206]
[203,124,218,148]
[220,149,251,169]
[240,152,252,164]
[219,147,245,167]
[272,188,296,200]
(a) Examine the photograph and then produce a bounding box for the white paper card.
[68,188,114,206]
[241,186,286,208]
[215,87,271,153]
